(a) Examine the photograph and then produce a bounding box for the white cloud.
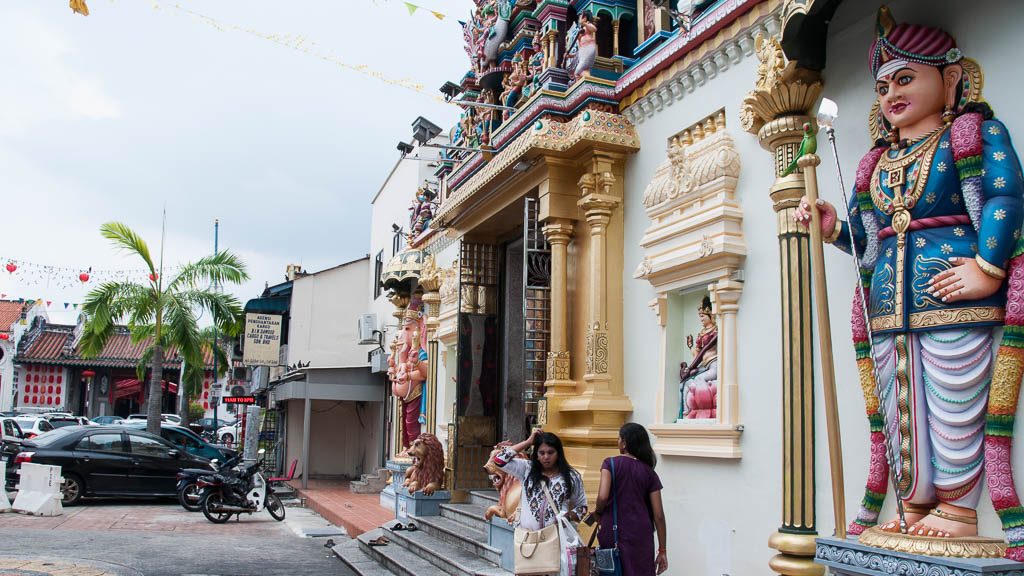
[0,10,120,135]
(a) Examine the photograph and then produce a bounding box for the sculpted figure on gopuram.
[796,7,1024,558]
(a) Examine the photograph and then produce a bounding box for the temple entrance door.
[449,242,501,492]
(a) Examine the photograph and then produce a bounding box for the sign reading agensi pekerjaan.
[243,313,282,367]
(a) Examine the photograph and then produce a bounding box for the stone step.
[332,539,399,576]
[355,529,442,576]
[377,524,510,576]
[440,502,489,534]
[349,478,388,494]
[468,490,498,508]
[412,514,501,565]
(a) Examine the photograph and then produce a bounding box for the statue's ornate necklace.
[871,125,947,218]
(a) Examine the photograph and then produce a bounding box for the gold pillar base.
[768,532,822,576]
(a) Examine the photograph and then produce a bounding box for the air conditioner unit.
[230,384,248,397]
[358,313,379,345]
[370,348,388,373]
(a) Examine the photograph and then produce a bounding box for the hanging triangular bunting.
[36,299,43,305]
[404,2,418,15]
[64,303,69,309]
[431,10,445,20]
[46,301,52,307]
[73,303,79,310]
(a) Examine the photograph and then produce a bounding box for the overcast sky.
[0,0,467,323]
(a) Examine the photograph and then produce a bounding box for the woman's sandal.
[405,523,418,532]
[390,522,406,531]
[368,536,390,546]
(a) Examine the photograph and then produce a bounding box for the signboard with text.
[243,313,282,367]
[223,395,256,405]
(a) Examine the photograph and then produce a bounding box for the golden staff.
[797,127,847,539]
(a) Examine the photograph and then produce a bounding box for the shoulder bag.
[591,458,622,575]
[513,482,562,574]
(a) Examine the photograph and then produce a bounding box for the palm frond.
[168,251,250,291]
[176,290,245,333]
[79,281,152,357]
[136,346,155,382]
[100,222,155,273]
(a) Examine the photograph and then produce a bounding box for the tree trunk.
[178,358,190,431]
[147,344,164,435]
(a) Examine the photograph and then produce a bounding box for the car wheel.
[61,474,84,506]
[202,492,232,524]
[221,433,234,446]
[178,482,203,512]
[266,493,285,521]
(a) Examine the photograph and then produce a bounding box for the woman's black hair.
[620,422,657,468]
[528,432,576,499]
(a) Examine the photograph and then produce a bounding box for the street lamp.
[439,81,463,103]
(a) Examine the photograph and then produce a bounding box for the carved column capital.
[542,219,575,246]
[712,279,743,314]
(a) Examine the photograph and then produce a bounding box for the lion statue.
[483,441,527,523]
[403,433,445,495]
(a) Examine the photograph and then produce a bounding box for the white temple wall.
[622,1,1024,573]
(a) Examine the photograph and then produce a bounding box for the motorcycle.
[177,453,241,512]
[198,449,285,524]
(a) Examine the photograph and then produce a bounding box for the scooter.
[198,449,285,524]
[177,453,240,512]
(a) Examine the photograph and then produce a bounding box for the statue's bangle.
[930,507,978,525]
[823,219,843,244]
[975,254,1007,280]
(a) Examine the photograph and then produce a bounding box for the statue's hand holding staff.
[795,196,838,233]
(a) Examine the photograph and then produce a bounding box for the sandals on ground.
[368,536,390,546]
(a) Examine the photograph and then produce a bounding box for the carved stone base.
[816,536,1024,575]
[394,485,451,522]
[858,526,1006,559]
[379,459,412,510]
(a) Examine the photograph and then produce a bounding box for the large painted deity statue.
[798,7,1024,558]
[679,296,718,420]
[388,297,430,450]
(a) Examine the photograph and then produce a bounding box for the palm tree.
[80,222,248,435]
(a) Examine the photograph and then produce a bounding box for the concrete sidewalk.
[290,479,394,537]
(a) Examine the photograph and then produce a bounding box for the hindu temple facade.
[371,1,1024,574]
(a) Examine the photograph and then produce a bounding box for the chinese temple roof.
[0,300,31,334]
[15,321,217,370]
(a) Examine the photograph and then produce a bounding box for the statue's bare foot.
[907,505,978,538]
[877,502,933,533]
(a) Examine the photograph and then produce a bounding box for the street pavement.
[0,499,355,575]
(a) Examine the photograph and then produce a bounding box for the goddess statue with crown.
[796,7,1024,558]
[679,296,718,420]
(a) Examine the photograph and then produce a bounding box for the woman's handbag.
[513,484,562,574]
[592,458,622,576]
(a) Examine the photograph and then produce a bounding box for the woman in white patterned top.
[491,428,588,532]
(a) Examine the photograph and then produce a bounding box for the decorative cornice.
[621,2,783,123]
[642,110,740,216]
[815,536,1023,575]
[436,110,639,225]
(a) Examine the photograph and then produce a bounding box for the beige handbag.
[513,484,561,575]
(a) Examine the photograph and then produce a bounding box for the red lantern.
[149,272,159,282]
[81,370,95,378]
[0,333,9,340]
[56,386,61,395]
[5,262,16,273]
[79,272,90,283]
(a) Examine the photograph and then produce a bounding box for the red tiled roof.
[0,300,30,333]
[16,323,220,370]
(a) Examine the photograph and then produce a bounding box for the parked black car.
[188,417,236,435]
[5,425,214,505]
[119,422,236,461]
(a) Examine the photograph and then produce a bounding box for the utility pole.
[212,219,220,430]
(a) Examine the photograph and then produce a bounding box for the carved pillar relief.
[741,33,824,576]
[579,169,619,394]
[543,220,574,387]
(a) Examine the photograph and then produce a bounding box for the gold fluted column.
[741,33,824,576]
[579,172,616,395]
[541,218,575,431]
[419,256,443,438]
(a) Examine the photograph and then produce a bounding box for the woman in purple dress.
[594,423,667,575]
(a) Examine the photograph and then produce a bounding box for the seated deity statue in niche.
[678,296,718,420]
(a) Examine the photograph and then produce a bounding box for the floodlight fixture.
[439,81,463,102]
[397,141,415,156]
[411,116,443,146]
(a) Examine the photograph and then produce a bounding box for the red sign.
[222,395,256,405]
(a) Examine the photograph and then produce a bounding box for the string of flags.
[401,2,448,20]
[0,257,183,291]
[66,0,446,103]
[0,296,81,311]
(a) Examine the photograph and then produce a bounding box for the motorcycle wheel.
[266,493,286,521]
[178,482,203,512]
[202,492,233,524]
